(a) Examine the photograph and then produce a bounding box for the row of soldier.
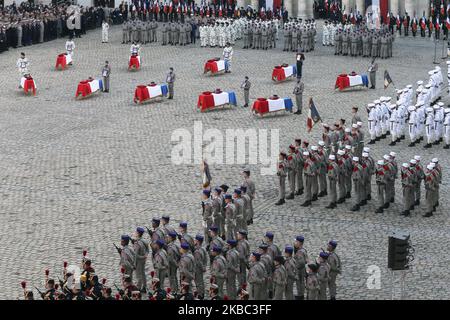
[275,132,442,216]
[199,19,241,48]
[330,23,394,58]
[367,66,449,149]
[282,19,317,52]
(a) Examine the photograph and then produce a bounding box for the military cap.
[121,235,130,241]
[211,245,222,253]
[227,239,237,246]
[389,152,396,157]
[329,155,336,161]
[352,157,359,162]
[136,227,145,234]
[252,252,261,258]
[161,215,170,221]
[237,229,248,236]
[203,189,211,196]
[152,217,160,223]
[377,160,384,165]
[296,235,305,242]
[265,232,274,239]
[195,234,204,241]
[224,194,232,200]
[319,251,329,259]
[179,221,188,228]
[285,246,294,254]
[155,239,165,247]
[402,163,409,168]
[214,187,222,193]
[168,231,178,238]
[329,240,338,248]
[337,149,345,155]
[258,243,269,249]
[209,225,219,232]
[180,242,190,250]
[234,188,242,195]
[432,158,439,163]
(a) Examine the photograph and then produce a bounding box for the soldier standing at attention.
[423,163,437,217]
[413,156,424,205]
[317,252,330,300]
[258,243,273,299]
[225,240,240,299]
[286,146,297,200]
[306,263,320,300]
[248,252,266,300]
[210,246,227,297]
[368,57,378,89]
[242,169,255,224]
[193,234,208,299]
[275,152,287,205]
[294,139,304,195]
[151,239,169,287]
[166,67,175,99]
[101,61,111,93]
[178,222,195,251]
[301,151,315,207]
[241,76,251,108]
[232,189,245,234]
[293,235,308,300]
[351,157,363,212]
[336,150,347,204]
[166,231,181,293]
[119,235,136,282]
[327,241,341,300]
[133,227,149,293]
[326,154,339,209]
[400,162,414,217]
[101,20,109,43]
[122,20,128,44]
[178,242,195,289]
[375,159,388,213]
[351,107,362,124]
[284,246,297,300]
[272,256,287,300]
[224,194,236,240]
[236,229,250,286]
[202,189,213,242]
[293,79,304,114]
[161,23,168,45]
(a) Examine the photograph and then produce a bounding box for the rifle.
[34,286,45,299]
[57,276,65,290]
[113,243,122,255]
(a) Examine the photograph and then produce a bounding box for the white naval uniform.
[102,22,109,42]
[408,109,418,143]
[65,40,75,58]
[17,57,30,75]
[368,108,376,140]
[444,112,450,145]
[425,112,435,144]
[389,107,398,142]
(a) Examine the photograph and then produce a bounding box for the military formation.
[199,18,245,48]
[325,21,394,59]
[367,65,450,150]
[275,114,443,217]
[121,18,159,44]
[282,18,317,52]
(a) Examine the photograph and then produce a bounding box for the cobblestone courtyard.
[0,22,448,299]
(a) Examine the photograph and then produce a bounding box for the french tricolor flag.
[260,0,282,11]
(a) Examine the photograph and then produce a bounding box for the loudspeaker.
[388,231,410,270]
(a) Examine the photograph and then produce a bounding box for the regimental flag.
[384,70,393,89]
[307,98,322,133]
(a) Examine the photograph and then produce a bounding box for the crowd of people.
[0,2,114,54]
[367,65,450,150]
[23,170,343,300]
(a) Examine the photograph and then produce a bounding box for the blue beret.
[240,186,247,192]
[252,252,261,258]
[180,242,190,250]
[237,229,248,235]
[295,235,305,242]
[212,246,222,253]
[320,252,329,259]
[121,235,130,241]
[136,227,145,234]
[203,190,211,196]
[209,226,218,232]
[156,239,165,247]
[329,240,337,248]
[234,188,241,195]
[227,239,237,246]
[161,215,170,221]
[195,234,204,241]
[259,243,269,249]
[179,222,187,228]
[265,232,274,239]
[224,194,232,200]
[168,231,178,238]
[152,218,160,223]
[214,187,222,193]
[285,246,294,254]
